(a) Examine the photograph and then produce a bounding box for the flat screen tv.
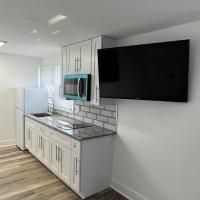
[98,40,190,102]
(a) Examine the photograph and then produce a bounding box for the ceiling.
[0,0,200,57]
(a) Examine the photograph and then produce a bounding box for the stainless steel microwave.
[63,74,91,101]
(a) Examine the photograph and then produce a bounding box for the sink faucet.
[48,97,55,114]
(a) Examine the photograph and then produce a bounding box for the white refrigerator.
[15,88,48,150]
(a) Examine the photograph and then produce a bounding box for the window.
[39,65,74,112]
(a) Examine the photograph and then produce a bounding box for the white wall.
[112,21,200,200]
[40,54,61,66]
[0,53,40,145]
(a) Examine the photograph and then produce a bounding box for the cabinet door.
[49,139,60,176]
[71,151,80,192]
[78,40,92,74]
[59,144,71,185]
[30,128,36,154]
[25,125,31,150]
[29,127,36,154]
[35,133,43,161]
[67,44,79,74]
[91,37,102,105]
[41,134,50,167]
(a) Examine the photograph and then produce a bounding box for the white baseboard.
[111,178,150,200]
[0,139,16,147]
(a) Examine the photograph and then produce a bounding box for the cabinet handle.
[75,58,77,72]
[30,131,32,146]
[58,147,60,162]
[79,47,81,72]
[60,149,62,166]
[41,137,42,149]
[75,157,79,175]
[56,146,57,161]
[96,86,98,103]
[42,138,44,151]
[73,157,75,182]
[28,129,30,140]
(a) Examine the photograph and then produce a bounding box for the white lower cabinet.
[49,139,60,176]
[59,144,72,186]
[49,137,72,186]
[25,117,114,199]
[71,151,80,192]
[25,119,36,153]
[35,126,50,167]
[42,134,50,167]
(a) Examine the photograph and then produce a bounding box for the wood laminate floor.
[0,146,127,200]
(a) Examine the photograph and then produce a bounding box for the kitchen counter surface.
[25,113,116,141]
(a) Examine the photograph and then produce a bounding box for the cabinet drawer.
[36,123,49,137]
[50,129,71,149]
[25,118,35,128]
[72,139,80,153]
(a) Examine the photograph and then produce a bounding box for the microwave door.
[64,78,78,97]
[78,78,87,97]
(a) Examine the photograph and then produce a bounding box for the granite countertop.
[25,113,116,141]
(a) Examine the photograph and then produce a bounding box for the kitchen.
[1,1,200,200]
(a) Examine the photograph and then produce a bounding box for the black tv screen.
[98,40,190,102]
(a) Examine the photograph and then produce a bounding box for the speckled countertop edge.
[25,114,116,141]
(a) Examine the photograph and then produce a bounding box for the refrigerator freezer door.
[15,108,25,150]
[24,88,48,113]
[15,88,24,110]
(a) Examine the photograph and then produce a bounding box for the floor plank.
[0,146,127,200]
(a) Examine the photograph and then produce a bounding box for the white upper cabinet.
[91,37,102,105]
[90,36,117,105]
[64,40,92,75]
[67,44,79,74]
[61,36,117,104]
[78,40,92,74]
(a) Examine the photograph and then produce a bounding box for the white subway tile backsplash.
[84,117,93,124]
[74,105,80,113]
[75,115,84,121]
[87,113,96,119]
[90,108,101,114]
[97,115,108,123]
[104,123,117,132]
[78,111,87,117]
[84,101,91,106]
[81,106,90,112]
[93,120,104,127]
[75,100,83,105]
[105,105,116,111]
[108,117,116,125]
[68,113,75,119]
[93,105,105,109]
[56,101,117,132]
[101,110,113,117]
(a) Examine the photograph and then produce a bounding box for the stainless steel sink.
[31,113,53,118]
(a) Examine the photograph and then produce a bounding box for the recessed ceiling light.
[0,41,7,47]
[35,38,41,42]
[30,29,38,34]
[48,15,67,25]
[52,30,60,35]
